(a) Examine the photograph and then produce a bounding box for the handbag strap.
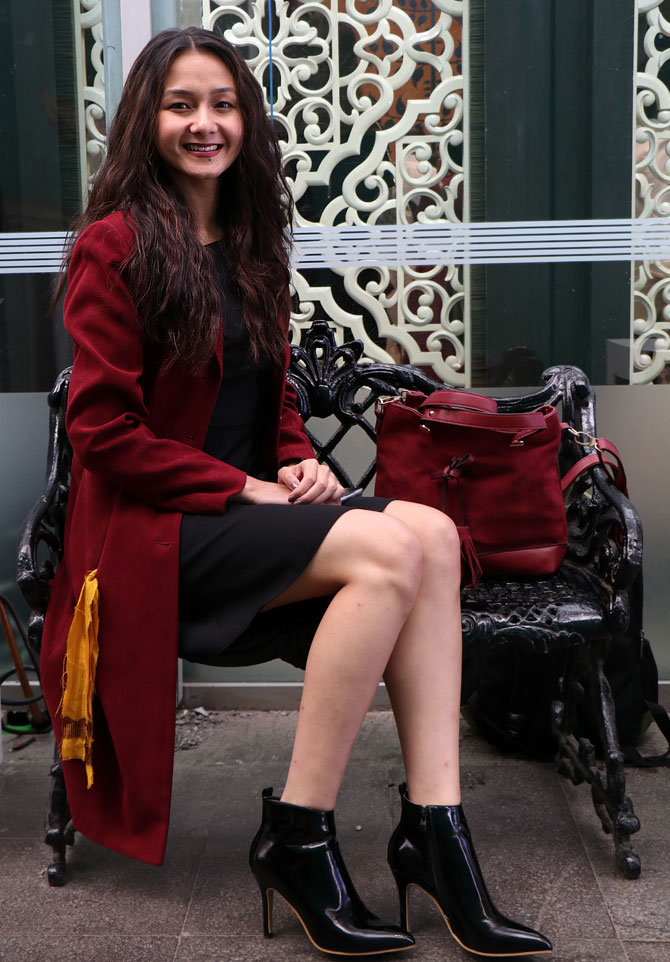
[422,406,551,444]
[561,435,628,496]
[420,389,498,414]
[621,697,670,767]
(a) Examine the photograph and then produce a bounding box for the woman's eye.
[167,101,190,110]
[216,100,234,109]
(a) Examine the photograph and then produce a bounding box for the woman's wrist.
[231,475,262,503]
[230,475,292,505]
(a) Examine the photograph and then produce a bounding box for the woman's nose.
[190,105,215,132]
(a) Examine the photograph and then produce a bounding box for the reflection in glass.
[0,1,82,391]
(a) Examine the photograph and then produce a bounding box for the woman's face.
[155,48,244,190]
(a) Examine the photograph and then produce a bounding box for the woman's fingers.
[279,459,345,504]
[287,458,319,500]
[289,460,327,502]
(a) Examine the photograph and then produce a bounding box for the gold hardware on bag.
[375,395,400,416]
[375,391,409,416]
[568,427,602,452]
[427,409,435,416]
[510,438,525,446]
[420,423,431,432]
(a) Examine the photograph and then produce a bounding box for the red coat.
[40,211,315,864]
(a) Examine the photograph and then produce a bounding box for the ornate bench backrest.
[17,320,638,663]
[287,320,596,489]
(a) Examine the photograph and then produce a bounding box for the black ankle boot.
[387,784,552,957]
[249,788,415,956]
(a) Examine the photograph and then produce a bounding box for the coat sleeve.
[64,216,248,514]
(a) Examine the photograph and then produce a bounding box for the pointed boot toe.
[388,784,551,957]
[250,788,415,956]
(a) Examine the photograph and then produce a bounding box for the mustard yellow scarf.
[58,570,99,788]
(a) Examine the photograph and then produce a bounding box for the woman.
[43,27,552,958]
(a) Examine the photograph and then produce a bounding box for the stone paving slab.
[0,936,179,962]
[625,943,670,962]
[593,841,670,943]
[0,835,205,937]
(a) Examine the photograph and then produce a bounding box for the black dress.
[178,245,390,669]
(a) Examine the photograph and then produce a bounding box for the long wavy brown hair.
[56,27,293,370]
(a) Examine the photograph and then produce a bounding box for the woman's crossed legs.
[261,500,463,809]
[254,501,553,956]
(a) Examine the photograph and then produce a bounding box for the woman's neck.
[172,175,223,244]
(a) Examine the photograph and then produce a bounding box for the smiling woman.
[38,26,551,961]
[155,49,244,237]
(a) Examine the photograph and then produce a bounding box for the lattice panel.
[73,0,106,197]
[634,0,670,383]
[203,0,468,384]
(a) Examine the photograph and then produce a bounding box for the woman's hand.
[231,460,344,505]
[278,459,345,504]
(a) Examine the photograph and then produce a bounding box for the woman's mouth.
[184,144,222,153]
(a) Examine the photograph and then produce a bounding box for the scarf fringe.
[58,569,99,789]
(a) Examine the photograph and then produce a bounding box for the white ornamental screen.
[635,0,670,383]
[74,0,106,199]
[203,0,469,384]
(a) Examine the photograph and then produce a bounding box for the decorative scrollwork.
[633,0,670,382]
[74,0,106,195]
[287,319,441,487]
[204,0,468,384]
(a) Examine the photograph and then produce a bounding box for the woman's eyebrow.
[163,86,236,96]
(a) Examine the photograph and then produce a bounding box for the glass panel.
[0,1,82,233]
[0,0,82,392]
[0,277,72,392]
[176,0,203,26]
[469,0,634,388]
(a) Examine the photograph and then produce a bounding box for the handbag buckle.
[568,427,602,452]
[375,393,405,415]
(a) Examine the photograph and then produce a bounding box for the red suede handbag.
[374,389,567,585]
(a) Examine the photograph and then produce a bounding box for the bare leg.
[261,508,424,810]
[257,502,552,957]
[381,501,463,806]
[262,502,462,809]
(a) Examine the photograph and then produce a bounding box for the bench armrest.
[16,368,72,658]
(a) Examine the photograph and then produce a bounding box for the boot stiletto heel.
[388,783,552,957]
[249,788,415,956]
[261,885,272,938]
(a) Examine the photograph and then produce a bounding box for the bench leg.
[44,741,75,886]
[553,642,641,879]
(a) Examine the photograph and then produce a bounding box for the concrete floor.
[1,709,669,962]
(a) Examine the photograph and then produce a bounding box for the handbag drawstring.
[431,454,473,517]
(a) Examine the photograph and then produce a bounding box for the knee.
[389,503,461,582]
[389,522,424,604]
[360,518,423,610]
[423,510,462,585]
[423,510,461,564]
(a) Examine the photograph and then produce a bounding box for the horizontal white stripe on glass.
[2,219,670,274]
[0,233,71,273]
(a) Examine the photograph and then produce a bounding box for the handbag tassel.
[457,525,482,589]
[431,455,482,587]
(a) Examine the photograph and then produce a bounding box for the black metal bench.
[17,319,644,885]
